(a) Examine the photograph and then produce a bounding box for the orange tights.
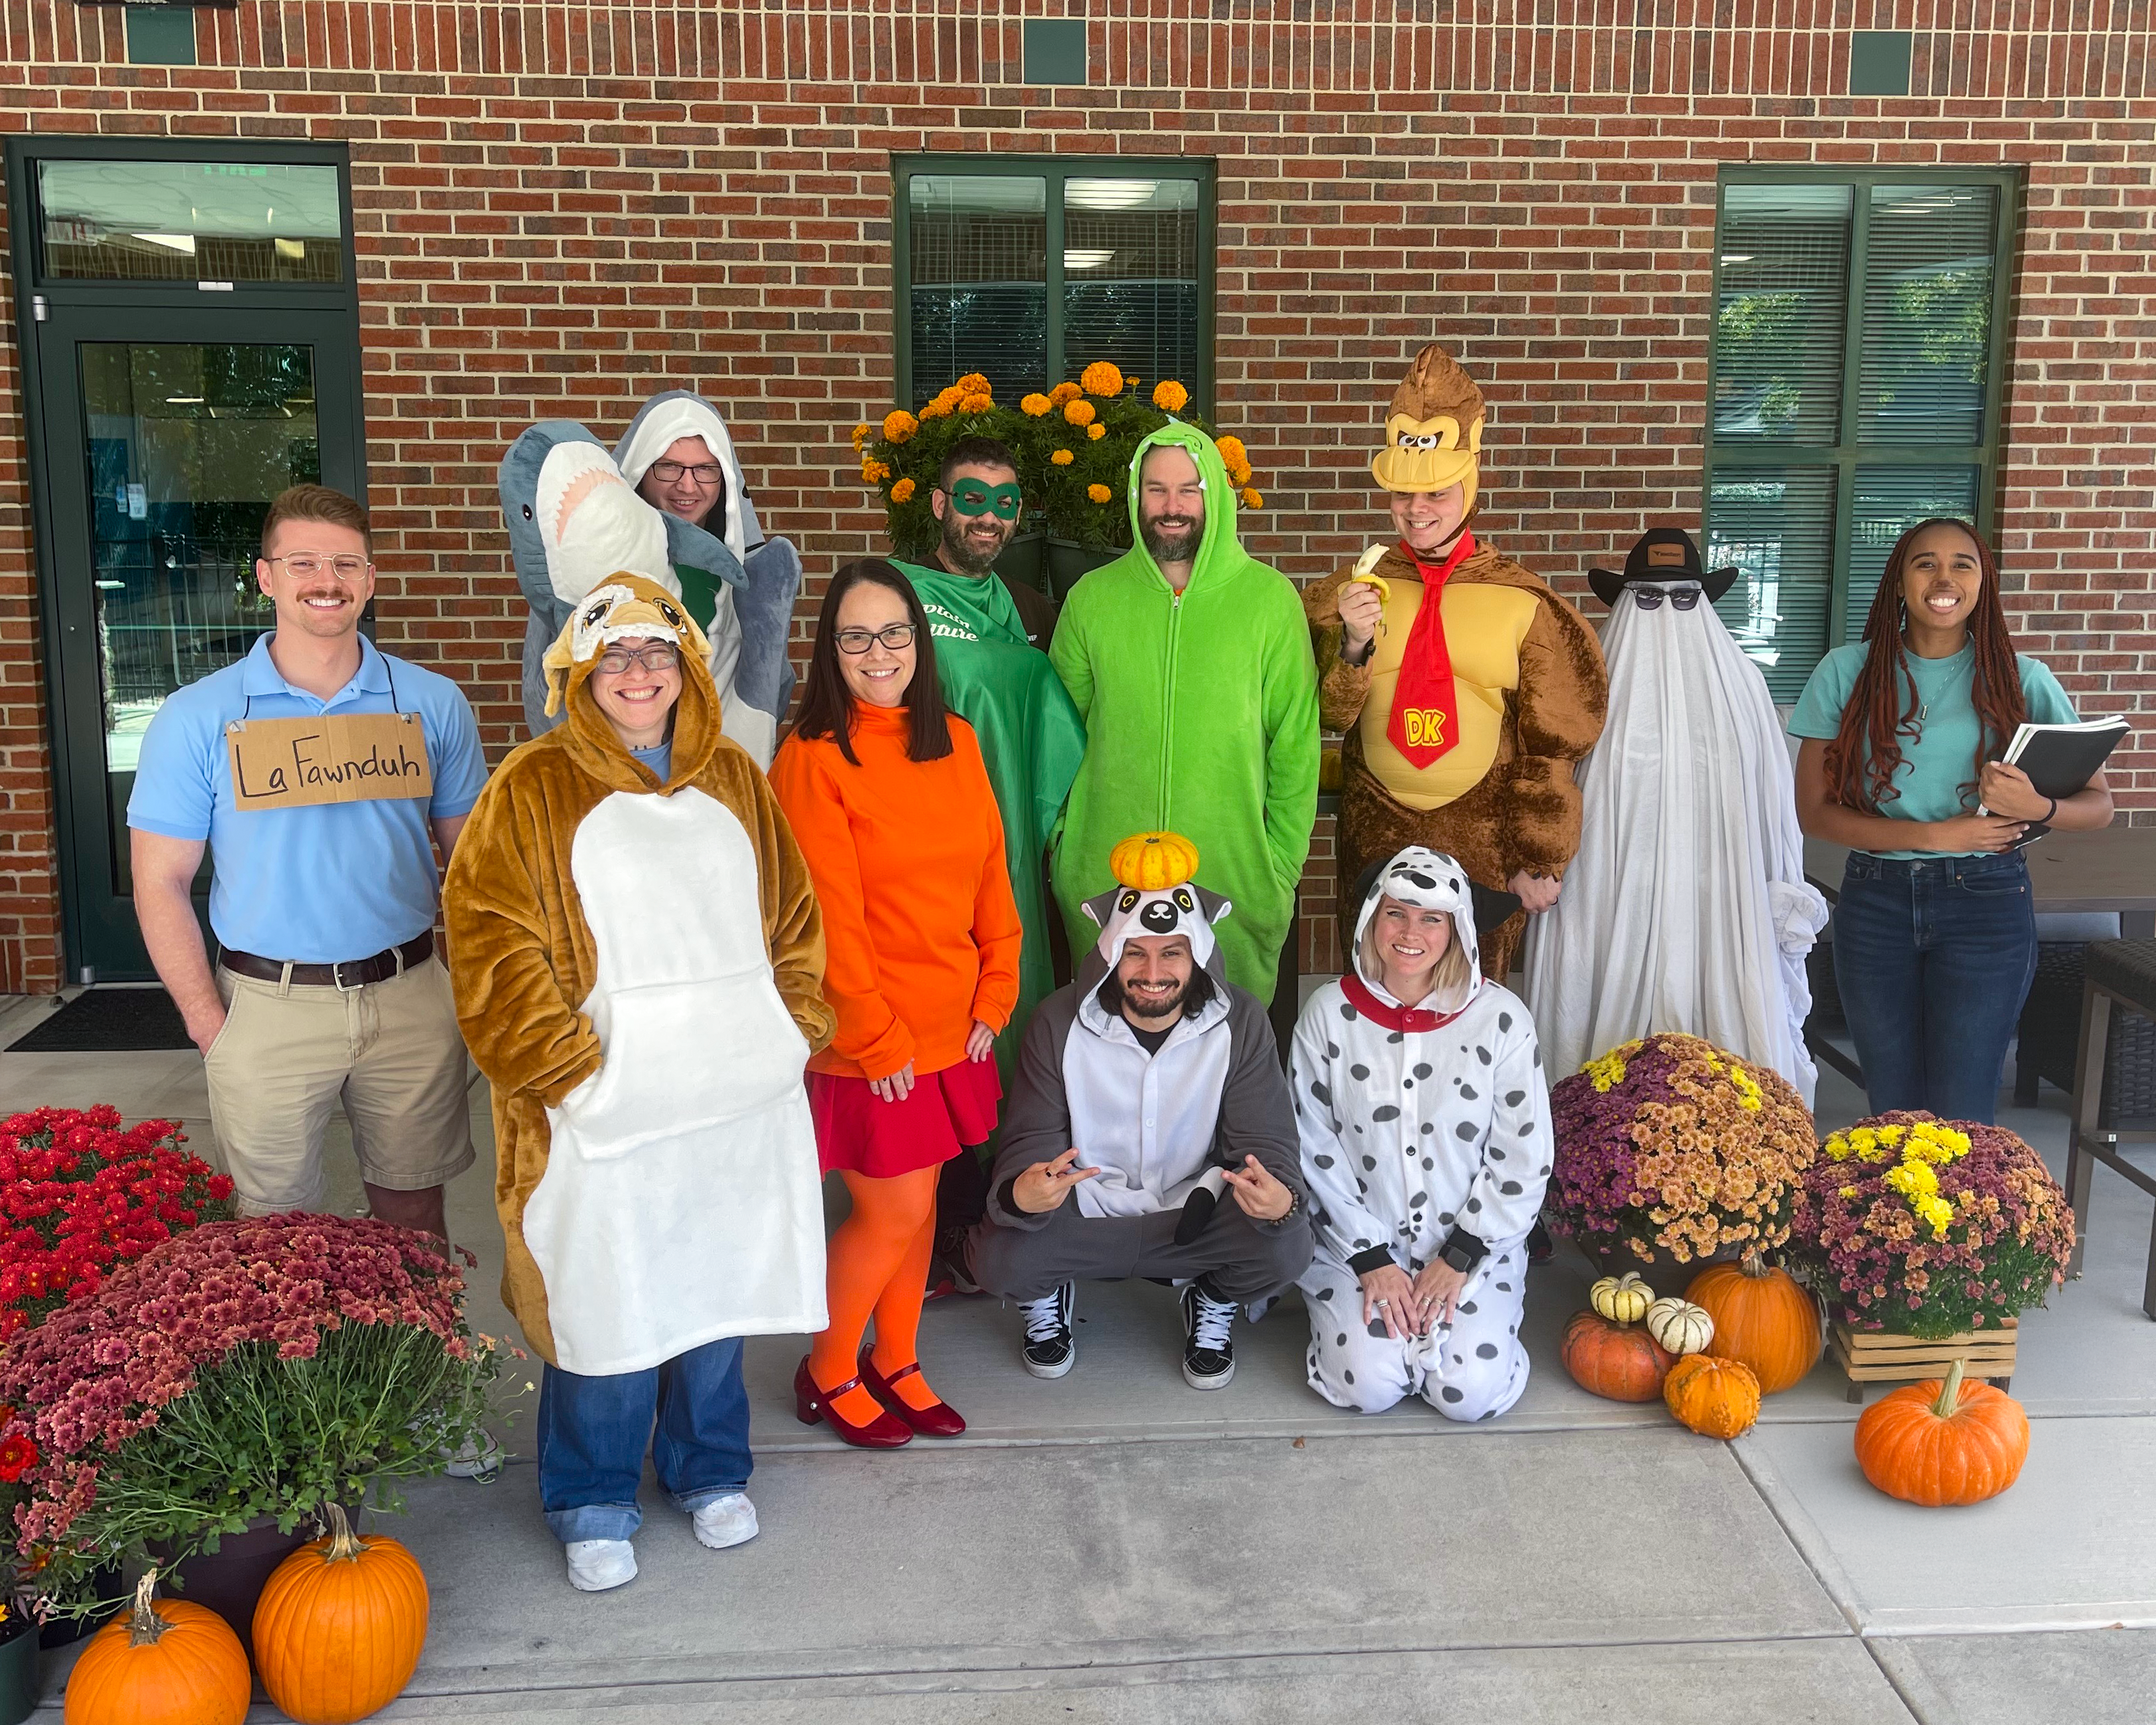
[808,1166,943,1425]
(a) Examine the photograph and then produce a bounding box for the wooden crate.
[1829,1318,2016,1403]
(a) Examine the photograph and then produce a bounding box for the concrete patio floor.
[3,987,2153,1723]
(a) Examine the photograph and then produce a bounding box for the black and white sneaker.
[1180,1279,1237,1390]
[1019,1282,1076,1378]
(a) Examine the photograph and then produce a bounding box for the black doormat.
[5,988,195,1053]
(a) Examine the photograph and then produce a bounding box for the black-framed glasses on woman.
[834,623,918,655]
[1632,585,1704,611]
[595,643,682,674]
[647,460,725,486]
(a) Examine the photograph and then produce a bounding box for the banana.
[1348,544,1391,633]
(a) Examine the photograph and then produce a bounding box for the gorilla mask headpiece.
[1370,342,1485,507]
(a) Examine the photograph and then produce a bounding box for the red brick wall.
[2,1,2153,991]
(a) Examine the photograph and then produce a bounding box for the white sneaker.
[565,1538,637,1591]
[692,1492,759,1551]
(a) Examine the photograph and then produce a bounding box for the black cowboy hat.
[1588,527,1739,608]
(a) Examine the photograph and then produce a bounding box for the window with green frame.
[1705,169,2020,701]
[894,156,1216,414]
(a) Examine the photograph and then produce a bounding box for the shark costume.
[615,390,805,767]
[1293,847,1555,1420]
[1522,531,1829,1104]
[1048,423,1320,1003]
[498,417,793,766]
[1303,345,1608,980]
[444,575,833,1378]
[970,840,1314,1381]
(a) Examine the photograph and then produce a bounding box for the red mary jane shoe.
[858,1353,967,1437]
[793,1356,912,1449]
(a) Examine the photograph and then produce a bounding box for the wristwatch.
[1438,1227,1489,1274]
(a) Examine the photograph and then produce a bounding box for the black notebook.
[1984,717,2131,845]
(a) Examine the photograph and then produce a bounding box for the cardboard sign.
[225,712,433,811]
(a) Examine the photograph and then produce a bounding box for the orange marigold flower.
[851,423,870,452]
[1087,482,1114,503]
[882,410,919,444]
[1087,423,1107,441]
[1152,379,1189,412]
[890,477,918,503]
[860,458,891,484]
[918,399,950,421]
[1063,399,1097,427]
[1050,449,1076,466]
[960,392,995,413]
[1228,461,1254,487]
[1241,486,1262,510]
[1021,393,1053,417]
[1049,381,1083,405]
[1080,360,1124,397]
[1215,435,1247,466]
[955,372,990,395]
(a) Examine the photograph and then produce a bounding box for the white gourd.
[1646,1296,1715,1356]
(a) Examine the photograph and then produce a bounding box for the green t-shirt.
[1789,641,2078,859]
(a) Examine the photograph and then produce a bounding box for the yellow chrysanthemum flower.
[1584,1049,1630,1093]
[1063,399,1097,427]
[890,476,917,503]
[1823,1132,1853,1163]
[1050,449,1075,466]
[1049,382,1083,406]
[1087,482,1113,503]
[1916,1194,1955,1239]
[1152,380,1190,413]
[1876,1124,1906,1145]
[882,410,919,444]
[1021,393,1053,417]
[1086,423,1107,441]
[1838,1185,1859,1199]
[1241,486,1262,510]
[851,423,870,452]
[1080,360,1124,397]
[1884,1160,1939,1200]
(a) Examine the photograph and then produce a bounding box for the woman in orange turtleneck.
[769,559,1021,1447]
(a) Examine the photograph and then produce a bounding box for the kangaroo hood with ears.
[541,573,723,792]
[1353,846,1484,1017]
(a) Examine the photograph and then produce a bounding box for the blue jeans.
[536,1336,752,1544]
[1832,850,2037,1125]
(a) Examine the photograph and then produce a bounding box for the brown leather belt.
[219,931,433,991]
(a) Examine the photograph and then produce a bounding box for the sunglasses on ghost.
[1633,585,1704,612]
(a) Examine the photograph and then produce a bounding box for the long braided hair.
[1824,518,2027,815]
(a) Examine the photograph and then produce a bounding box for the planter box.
[1829,1317,2016,1404]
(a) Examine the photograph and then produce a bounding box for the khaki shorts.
[204,952,476,1215]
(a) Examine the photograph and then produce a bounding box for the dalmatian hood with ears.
[1353,845,1484,1018]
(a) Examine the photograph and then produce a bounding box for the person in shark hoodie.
[1291,847,1555,1421]
[498,420,791,766]
[616,389,805,767]
[969,835,1313,1390]
[443,573,832,1593]
[1048,423,1320,1003]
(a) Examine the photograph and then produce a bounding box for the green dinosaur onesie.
[1046,422,1320,1003]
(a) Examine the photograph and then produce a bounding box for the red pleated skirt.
[809,1057,1003,1178]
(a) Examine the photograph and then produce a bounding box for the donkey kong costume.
[1304,346,1608,980]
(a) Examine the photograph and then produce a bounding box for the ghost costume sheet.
[1521,577,1828,1104]
[1291,849,1554,1420]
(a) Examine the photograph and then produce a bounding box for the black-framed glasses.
[267,553,371,582]
[834,623,917,655]
[595,643,681,674]
[1632,585,1703,611]
[646,459,724,486]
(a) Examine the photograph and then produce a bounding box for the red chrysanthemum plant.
[0,1106,235,1341]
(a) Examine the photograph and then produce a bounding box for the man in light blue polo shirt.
[128,484,490,1239]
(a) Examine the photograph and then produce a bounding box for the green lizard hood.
[1122,420,1246,592]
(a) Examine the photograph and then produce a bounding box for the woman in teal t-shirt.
[1790,519,2113,1123]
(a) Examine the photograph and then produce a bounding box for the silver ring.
[1375,1298,1391,1307]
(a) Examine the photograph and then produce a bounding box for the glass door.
[34,305,364,977]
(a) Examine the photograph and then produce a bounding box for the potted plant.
[1791,1113,2074,1389]
[1545,1033,1817,1272]
[0,1214,501,1646]
[0,1106,235,1342]
[0,1415,49,1725]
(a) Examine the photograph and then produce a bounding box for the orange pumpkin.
[1108,831,1201,893]
[64,1569,250,1725]
[1560,1309,1675,1402]
[253,1503,431,1724]
[1854,1358,2030,1506]
[1663,1353,1762,1438]
[1685,1253,1822,1393]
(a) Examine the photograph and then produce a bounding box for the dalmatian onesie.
[1292,847,1555,1419]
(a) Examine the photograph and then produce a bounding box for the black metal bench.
[2066,940,2156,1320]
